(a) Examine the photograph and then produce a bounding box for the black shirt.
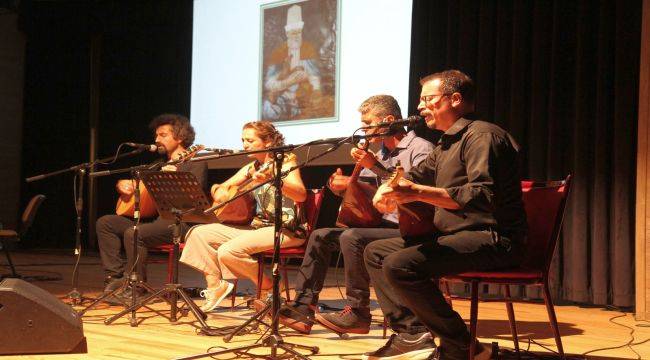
[406,118,527,239]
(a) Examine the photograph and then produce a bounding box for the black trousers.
[363,230,522,359]
[96,214,187,281]
[292,226,401,309]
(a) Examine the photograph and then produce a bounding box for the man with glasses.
[363,70,527,360]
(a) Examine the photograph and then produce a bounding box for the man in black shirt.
[363,70,526,360]
[96,114,207,299]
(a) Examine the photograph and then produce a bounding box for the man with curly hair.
[96,114,207,300]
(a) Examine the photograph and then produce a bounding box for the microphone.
[125,142,167,155]
[362,115,423,130]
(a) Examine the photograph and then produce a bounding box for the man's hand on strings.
[350,147,377,169]
[116,179,134,196]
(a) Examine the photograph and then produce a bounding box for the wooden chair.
[1,195,46,278]
[442,176,572,359]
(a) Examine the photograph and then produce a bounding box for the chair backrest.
[300,188,325,238]
[520,175,572,275]
[19,195,47,237]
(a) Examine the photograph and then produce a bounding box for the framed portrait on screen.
[259,0,340,125]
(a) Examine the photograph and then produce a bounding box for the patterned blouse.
[248,153,306,237]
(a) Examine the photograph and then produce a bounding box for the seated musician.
[179,121,307,312]
[273,95,435,335]
[364,70,526,360]
[96,114,207,299]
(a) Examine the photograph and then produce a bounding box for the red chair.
[442,176,572,359]
[148,243,186,284]
[255,188,325,301]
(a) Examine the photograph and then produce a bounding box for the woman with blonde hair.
[179,121,307,312]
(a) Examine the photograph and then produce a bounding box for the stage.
[0,250,647,359]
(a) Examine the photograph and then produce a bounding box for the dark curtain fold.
[20,0,194,250]
[409,0,641,307]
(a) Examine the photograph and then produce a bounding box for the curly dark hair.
[420,69,475,105]
[243,121,285,147]
[148,113,195,148]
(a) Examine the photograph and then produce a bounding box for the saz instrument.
[335,162,383,228]
[211,153,296,225]
[385,164,437,237]
[115,144,205,218]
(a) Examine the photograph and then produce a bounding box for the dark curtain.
[408,0,640,307]
[20,0,194,250]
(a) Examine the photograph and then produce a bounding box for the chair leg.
[256,256,264,299]
[542,281,565,359]
[469,280,479,360]
[382,316,388,339]
[504,285,520,357]
[1,239,19,277]
[230,279,238,309]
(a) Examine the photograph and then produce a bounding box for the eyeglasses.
[419,93,449,103]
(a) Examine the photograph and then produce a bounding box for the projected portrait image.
[260,0,339,124]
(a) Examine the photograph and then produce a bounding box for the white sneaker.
[199,281,234,312]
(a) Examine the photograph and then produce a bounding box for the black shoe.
[102,292,128,306]
[362,332,437,360]
[275,302,315,334]
[439,340,492,360]
[113,285,146,303]
[103,275,124,293]
[315,305,371,334]
[102,276,126,305]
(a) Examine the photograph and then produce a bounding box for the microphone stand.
[25,148,147,305]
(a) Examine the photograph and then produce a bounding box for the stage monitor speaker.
[0,278,87,355]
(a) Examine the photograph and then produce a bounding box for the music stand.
[104,171,216,331]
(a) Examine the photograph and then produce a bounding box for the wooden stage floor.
[1,250,649,359]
